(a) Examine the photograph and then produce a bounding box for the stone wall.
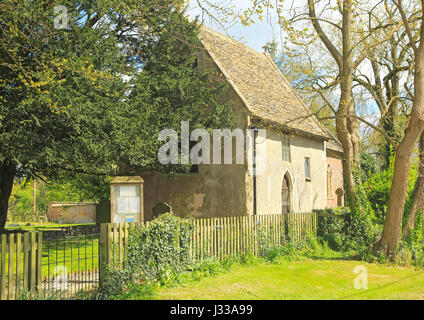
[47,202,97,224]
[255,131,328,214]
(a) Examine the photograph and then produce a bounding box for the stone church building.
[137,26,345,221]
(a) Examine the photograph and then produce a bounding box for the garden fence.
[1,212,317,299]
[98,212,317,280]
[0,227,99,300]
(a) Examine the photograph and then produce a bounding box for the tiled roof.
[200,26,343,149]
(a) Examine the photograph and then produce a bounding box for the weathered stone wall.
[255,131,328,214]
[47,202,97,224]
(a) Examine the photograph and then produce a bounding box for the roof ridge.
[199,24,333,141]
[200,25,266,57]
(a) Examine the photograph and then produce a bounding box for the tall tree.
[0,0,232,231]
[238,0,400,210]
[377,0,424,256]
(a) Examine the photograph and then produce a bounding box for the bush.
[96,267,134,299]
[315,207,348,251]
[125,213,195,281]
[315,204,379,253]
[97,214,195,299]
[364,156,417,225]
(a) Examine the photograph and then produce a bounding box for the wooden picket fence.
[1,213,317,299]
[99,223,129,279]
[0,232,42,300]
[190,213,317,260]
[98,213,317,281]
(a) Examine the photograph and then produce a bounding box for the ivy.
[125,214,195,281]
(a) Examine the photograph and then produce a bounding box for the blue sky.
[187,0,280,52]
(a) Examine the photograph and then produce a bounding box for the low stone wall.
[47,202,97,224]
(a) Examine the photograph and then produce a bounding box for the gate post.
[99,223,108,285]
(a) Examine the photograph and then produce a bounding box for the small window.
[282,134,291,162]
[305,157,311,181]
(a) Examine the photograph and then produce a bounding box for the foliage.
[394,242,424,269]
[124,13,234,174]
[315,207,348,251]
[360,152,379,182]
[404,210,423,247]
[364,155,418,225]
[17,289,67,300]
[315,203,378,254]
[343,170,379,251]
[125,214,195,280]
[0,0,234,228]
[96,267,134,299]
[256,222,328,262]
[97,214,195,299]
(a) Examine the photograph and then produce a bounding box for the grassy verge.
[154,259,424,300]
[110,245,424,300]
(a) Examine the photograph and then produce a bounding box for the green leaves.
[126,214,195,281]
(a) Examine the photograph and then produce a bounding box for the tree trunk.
[336,89,360,210]
[0,162,16,233]
[378,18,424,256]
[336,0,361,211]
[402,132,424,239]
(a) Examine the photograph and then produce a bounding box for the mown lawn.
[155,259,424,300]
[2,224,100,279]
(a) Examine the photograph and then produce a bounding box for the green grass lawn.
[2,224,100,280]
[154,259,424,300]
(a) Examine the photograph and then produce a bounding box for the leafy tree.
[117,13,234,174]
[0,1,233,231]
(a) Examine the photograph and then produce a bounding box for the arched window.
[305,157,311,181]
[327,165,333,199]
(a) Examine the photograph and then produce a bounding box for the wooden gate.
[0,232,42,300]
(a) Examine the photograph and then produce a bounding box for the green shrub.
[315,207,348,251]
[364,155,417,225]
[125,213,195,281]
[96,267,134,299]
[97,214,195,299]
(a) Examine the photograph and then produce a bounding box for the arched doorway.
[282,173,291,214]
